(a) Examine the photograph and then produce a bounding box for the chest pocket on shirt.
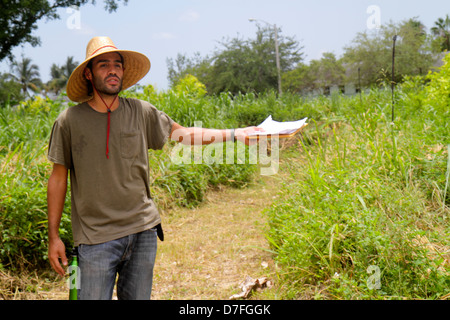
[121,131,140,159]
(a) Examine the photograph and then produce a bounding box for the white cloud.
[73,23,96,35]
[152,32,177,40]
[179,9,200,22]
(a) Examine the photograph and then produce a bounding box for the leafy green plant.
[0,82,271,270]
[265,84,449,299]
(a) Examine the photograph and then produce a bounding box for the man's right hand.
[48,237,68,276]
[47,163,69,276]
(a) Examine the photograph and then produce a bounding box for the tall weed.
[266,86,449,299]
[0,85,266,270]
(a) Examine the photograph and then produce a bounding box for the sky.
[1,0,449,90]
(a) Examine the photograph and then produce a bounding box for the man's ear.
[84,67,92,81]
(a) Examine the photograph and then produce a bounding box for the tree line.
[169,15,450,96]
[0,10,449,105]
[0,0,128,105]
[0,56,79,105]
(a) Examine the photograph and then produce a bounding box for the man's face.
[86,52,124,96]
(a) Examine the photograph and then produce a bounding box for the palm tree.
[62,56,78,79]
[47,56,78,94]
[431,15,450,52]
[47,63,66,94]
[9,56,42,97]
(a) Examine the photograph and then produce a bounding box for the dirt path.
[151,174,282,300]
[2,169,284,300]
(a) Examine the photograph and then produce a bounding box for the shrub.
[265,87,449,299]
[0,85,263,270]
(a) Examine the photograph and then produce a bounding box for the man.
[47,36,262,300]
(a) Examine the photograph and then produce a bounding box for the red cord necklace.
[90,79,118,159]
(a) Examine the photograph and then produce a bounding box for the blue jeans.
[77,228,158,300]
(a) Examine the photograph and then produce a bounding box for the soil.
[1,173,283,300]
[151,174,282,300]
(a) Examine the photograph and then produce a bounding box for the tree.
[208,35,260,94]
[343,18,434,87]
[0,0,129,62]
[209,26,303,95]
[46,56,79,94]
[166,52,212,89]
[9,57,42,97]
[282,53,346,94]
[394,18,434,77]
[47,64,66,95]
[309,52,346,92]
[431,15,450,52]
[282,63,313,94]
[168,25,304,95]
[0,73,24,106]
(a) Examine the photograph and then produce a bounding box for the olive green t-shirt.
[48,97,174,246]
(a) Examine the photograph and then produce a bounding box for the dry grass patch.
[152,175,283,300]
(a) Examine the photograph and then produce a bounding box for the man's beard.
[92,74,123,96]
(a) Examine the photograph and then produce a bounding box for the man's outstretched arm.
[170,122,263,146]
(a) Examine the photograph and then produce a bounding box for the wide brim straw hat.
[66,36,151,103]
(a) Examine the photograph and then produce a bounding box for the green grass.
[265,84,449,299]
[0,84,270,270]
[0,71,448,301]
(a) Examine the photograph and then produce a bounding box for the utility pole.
[391,35,398,122]
[273,24,282,95]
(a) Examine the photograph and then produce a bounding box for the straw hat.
[66,36,151,103]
